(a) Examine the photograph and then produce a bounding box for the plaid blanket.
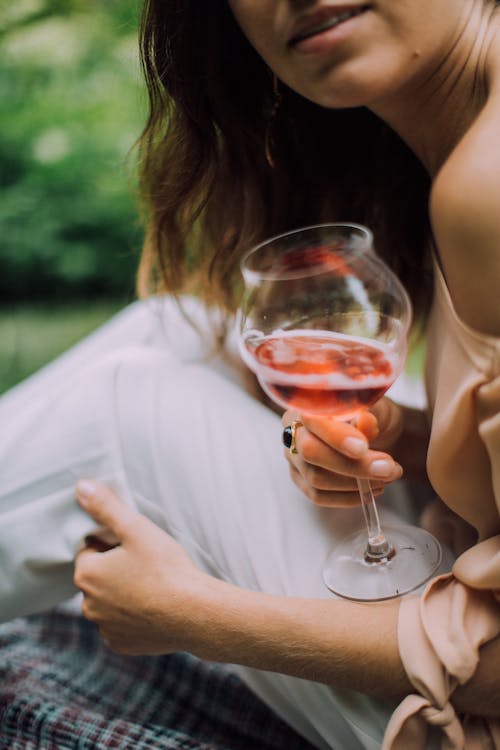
[0,606,317,750]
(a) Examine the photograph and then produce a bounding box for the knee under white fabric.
[0,297,443,750]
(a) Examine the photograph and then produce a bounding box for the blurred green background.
[0,0,144,392]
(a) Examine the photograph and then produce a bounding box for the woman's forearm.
[189,577,500,716]
[190,576,410,698]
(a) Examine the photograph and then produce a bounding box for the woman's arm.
[190,579,500,718]
[73,480,498,717]
[74,483,408,697]
[188,575,408,698]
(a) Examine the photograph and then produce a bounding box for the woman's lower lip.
[290,10,368,54]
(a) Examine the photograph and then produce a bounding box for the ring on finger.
[282,420,303,455]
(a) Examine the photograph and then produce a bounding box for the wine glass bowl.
[238,224,411,418]
[241,311,406,418]
[237,224,441,601]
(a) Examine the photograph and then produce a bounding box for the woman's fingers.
[294,461,389,492]
[288,465,384,508]
[83,534,119,553]
[355,410,380,442]
[298,413,370,458]
[289,422,402,481]
[75,479,149,542]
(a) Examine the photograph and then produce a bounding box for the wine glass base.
[322,525,442,601]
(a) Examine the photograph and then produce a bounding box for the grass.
[0,301,126,394]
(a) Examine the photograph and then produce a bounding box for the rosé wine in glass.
[248,329,398,418]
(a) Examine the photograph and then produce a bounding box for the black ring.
[282,425,293,449]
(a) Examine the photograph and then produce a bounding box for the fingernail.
[342,437,368,458]
[370,459,394,478]
[76,480,97,505]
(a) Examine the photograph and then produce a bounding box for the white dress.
[0,295,444,750]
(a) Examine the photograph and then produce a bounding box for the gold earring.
[264,73,282,169]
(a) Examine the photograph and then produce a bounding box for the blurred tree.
[0,0,145,302]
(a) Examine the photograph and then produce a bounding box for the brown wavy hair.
[136,0,432,320]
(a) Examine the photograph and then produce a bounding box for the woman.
[1,1,499,748]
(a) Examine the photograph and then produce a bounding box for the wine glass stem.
[356,478,395,563]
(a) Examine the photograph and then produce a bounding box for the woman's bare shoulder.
[429,89,500,336]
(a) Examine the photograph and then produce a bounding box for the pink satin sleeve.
[382,565,500,749]
[386,258,500,748]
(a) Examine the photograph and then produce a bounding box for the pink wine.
[250,330,397,416]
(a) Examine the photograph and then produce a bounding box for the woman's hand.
[282,397,406,508]
[73,480,210,655]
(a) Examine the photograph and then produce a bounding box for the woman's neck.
[370,3,499,176]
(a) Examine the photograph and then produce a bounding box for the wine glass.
[236,223,441,601]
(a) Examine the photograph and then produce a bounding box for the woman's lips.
[289,5,370,47]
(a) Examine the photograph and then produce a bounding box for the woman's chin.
[293,70,391,111]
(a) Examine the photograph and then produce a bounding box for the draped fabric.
[383,263,500,749]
